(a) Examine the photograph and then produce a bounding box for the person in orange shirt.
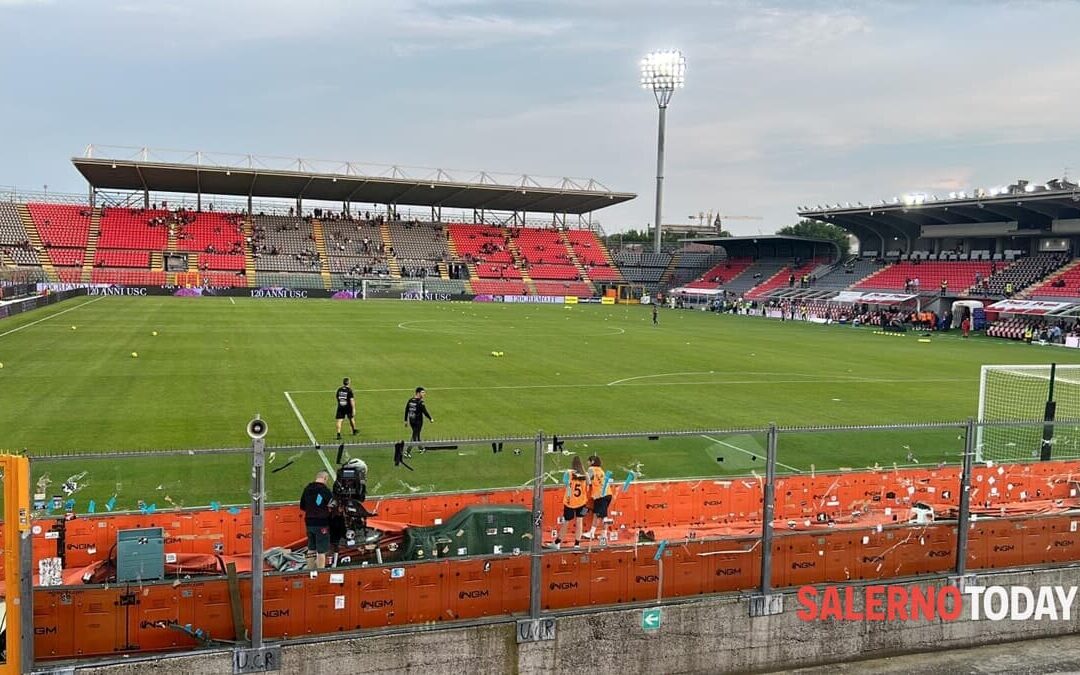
[583,455,614,542]
[549,456,589,549]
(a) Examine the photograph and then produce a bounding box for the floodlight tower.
[641,49,686,253]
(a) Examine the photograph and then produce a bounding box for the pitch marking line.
[229,297,236,305]
[701,434,803,473]
[288,376,969,396]
[606,371,878,386]
[397,319,626,336]
[284,391,335,475]
[0,296,107,339]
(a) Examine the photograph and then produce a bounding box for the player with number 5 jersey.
[547,456,589,549]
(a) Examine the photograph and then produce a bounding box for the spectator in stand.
[583,455,613,542]
[547,456,589,550]
[1005,281,1014,297]
[940,279,948,296]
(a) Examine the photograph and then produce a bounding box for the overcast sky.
[2,0,1079,234]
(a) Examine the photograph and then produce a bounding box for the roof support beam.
[71,157,636,215]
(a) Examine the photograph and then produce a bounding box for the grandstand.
[6,148,705,298]
[789,179,1080,339]
[799,179,1080,299]
[0,148,642,296]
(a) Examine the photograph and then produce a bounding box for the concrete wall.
[71,565,1080,675]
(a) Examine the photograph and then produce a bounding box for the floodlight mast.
[641,49,686,254]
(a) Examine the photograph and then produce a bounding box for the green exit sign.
[642,607,662,632]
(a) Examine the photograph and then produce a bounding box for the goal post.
[976,364,1080,463]
[360,279,426,300]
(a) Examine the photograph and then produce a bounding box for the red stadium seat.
[854,261,993,293]
[684,258,753,290]
[28,204,90,249]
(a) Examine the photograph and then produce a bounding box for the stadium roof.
[71,145,636,215]
[680,234,841,258]
[797,178,1080,246]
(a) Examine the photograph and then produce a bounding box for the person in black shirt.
[334,377,357,440]
[403,387,434,456]
[299,470,334,570]
[652,303,659,326]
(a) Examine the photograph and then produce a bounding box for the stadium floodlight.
[641,49,686,253]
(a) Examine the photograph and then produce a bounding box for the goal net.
[360,279,425,300]
[977,364,1080,463]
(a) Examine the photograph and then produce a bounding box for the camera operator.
[299,470,334,570]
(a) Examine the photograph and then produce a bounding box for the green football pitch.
[0,295,1076,511]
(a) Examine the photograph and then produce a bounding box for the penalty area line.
[701,434,803,473]
[284,391,334,475]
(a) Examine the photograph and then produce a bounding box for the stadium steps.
[659,252,680,287]
[558,229,593,288]
[505,233,537,294]
[165,224,178,285]
[962,258,1016,295]
[437,261,449,279]
[843,266,881,290]
[16,203,56,282]
[242,218,256,287]
[599,240,625,282]
[310,219,333,290]
[79,207,102,283]
[445,234,467,286]
[378,221,401,278]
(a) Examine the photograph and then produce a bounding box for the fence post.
[956,418,975,578]
[529,431,545,619]
[17,456,33,674]
[760,423,778,594]
[250,434,266,648]
[751,423,782,616]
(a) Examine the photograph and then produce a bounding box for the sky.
[2,0,1080,235]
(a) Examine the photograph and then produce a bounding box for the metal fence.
[11,417,1080,670]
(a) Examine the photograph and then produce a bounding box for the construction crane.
[688,210,763,233]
